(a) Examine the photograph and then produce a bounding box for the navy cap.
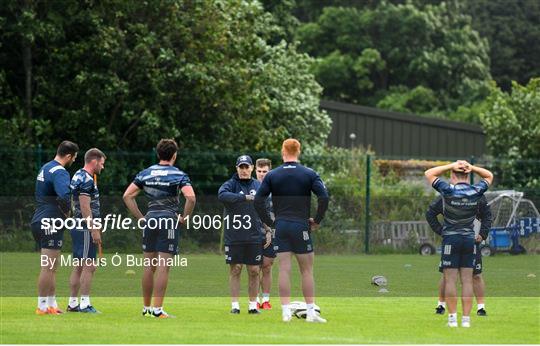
[236,155,253,167]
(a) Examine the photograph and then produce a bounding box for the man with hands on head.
[424,160,493,328]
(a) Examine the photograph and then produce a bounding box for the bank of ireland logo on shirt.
[249,189,256,196]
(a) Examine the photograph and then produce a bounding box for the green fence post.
[365,154,371,254]
[151,148,156,164]
[470,155,475,184]
[36,144,42,172]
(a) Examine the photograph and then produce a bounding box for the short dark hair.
[156,139,178,161]
[256,158,272,169]
[56,141,79,157]
[453,170,469,180]
[84,148,106,163]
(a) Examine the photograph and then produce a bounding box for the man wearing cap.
[218,155,271,315]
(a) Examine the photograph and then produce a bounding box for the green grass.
[1,252,539,344]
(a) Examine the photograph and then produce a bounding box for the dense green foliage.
[0,0,330,153]
[294,1,491,118]
[466,0,540,92]
[480,78,540,189]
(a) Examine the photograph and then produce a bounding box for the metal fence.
[0,148,538,254]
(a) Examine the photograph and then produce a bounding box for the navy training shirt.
[254,161,329,227]
[71,168,101,219]
[31,160,71,224]
[133,164,192,214]
[218,173,263,245]
[431,178,490,238]
[425,195,492,240]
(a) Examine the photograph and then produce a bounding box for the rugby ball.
[289,301,321,319]
[371,275,387,286]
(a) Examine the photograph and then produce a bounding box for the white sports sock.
[462,315,470,321]
[437,301,446,308]
[38,297,48,311]
[282,304,291,316]
[231,301,240,310]
[154,306,163,314]
[47,296,58,308]
[256,296,261,304]
[262,293,270,303]
[477,303,485,310]
[307,303,316,318]
[69,297,78,308]
[249,301,258,310]
[80,295,90,309]
[448,313,457,322]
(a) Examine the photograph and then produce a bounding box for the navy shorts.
[440,234,476,270]
[262,233,277,258]
[439,243,482,275]
[71,229,96,259]
[142,213,179,255]
[274,219,313,254]
[31,221,64,250]
[225,243,262,265]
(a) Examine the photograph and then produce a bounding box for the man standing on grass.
[255,158,275,310]
[32,140,79,315]
[123,139,196,318]
[426,193,492,316]
[218,155,271,315]
[424,160,493,328]
[254,139,329,323]
[67,148,106,313]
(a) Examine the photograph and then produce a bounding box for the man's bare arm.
[123,183,144,220]
[424,162,458,185]
[180,185,196,223]
[469,165,494,186]
[80,195,101,244]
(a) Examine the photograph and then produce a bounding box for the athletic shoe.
[435,305,445,315]
[152,310,173,318]
[67,305,80,312]
[306,314,327,323]
[142,307,153,317]
[461,320,470,328]
[35,308,48,315]
[282,314,292,322]
[47,307,63,315]
[261,301,272,310]
[230,308,240,314]
[477,308,487,316]
[80,305,100,313]
[248,309,260,314]
[448,320,458,328]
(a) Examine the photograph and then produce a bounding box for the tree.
[465,0,540,92]
[295,2,491,117]
[480,78,540,188]
[0,0,330,153]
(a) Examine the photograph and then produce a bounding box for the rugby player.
[67,148,106,313]
[218,155,270,314]
[426,193,491,317]
[31,140,79,315]
[424,160,493,327]
[254,139,329,323]
[255,158,275,310]
[123,139,196,318]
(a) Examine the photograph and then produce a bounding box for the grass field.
[1,252,539,344]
